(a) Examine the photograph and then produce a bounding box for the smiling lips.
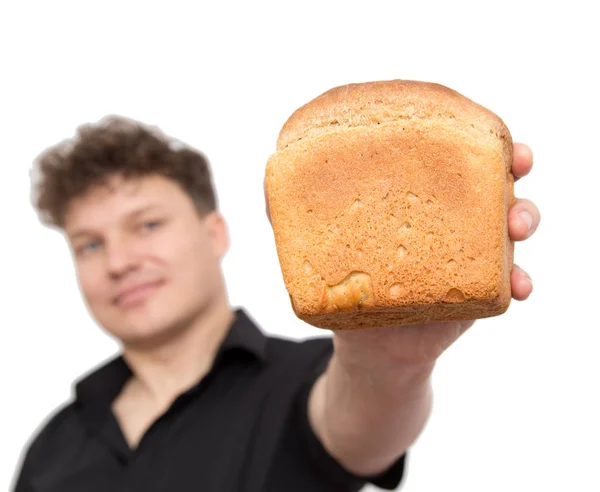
[114,280,165,308]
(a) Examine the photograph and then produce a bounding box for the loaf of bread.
[265,80,515,330]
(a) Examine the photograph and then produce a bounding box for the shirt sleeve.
[294,378,408,491]
[264,339,407,491]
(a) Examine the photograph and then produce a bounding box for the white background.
[1,1,598,491]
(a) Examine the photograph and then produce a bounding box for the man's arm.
[302,142,540,477]
[266,141,538,480]
[308,337,435,476]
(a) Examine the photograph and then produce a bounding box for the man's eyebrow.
[126,204,165,219]
[69,204,165,240]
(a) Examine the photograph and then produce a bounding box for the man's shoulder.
[21,400,79,455]
[238,309,333,360]
[12,400,80,489]
[265,334,333,362]
[256,334,335,391]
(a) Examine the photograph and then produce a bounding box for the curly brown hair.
[30,115,218,230]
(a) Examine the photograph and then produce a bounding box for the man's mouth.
[114,280,165,308]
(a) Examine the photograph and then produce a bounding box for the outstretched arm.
[306,143,540,476]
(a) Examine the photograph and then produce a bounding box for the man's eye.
[79,240,101,254]
[142,220,162,231]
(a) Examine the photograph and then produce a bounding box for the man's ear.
[204,211,230,259]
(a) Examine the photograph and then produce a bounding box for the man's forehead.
[92,174,165,196]
[69,175,173,213]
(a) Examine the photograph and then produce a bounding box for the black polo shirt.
[13,308,406,492]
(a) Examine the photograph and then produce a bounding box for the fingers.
[509,198,541,241]
[512,143,533,181]
[510,143,536,302]
[511,264,533,301]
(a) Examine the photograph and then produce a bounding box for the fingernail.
[519,211,533,231]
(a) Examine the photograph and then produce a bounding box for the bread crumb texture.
[266,80,515,330]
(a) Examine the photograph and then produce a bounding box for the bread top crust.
[276,80,510,151]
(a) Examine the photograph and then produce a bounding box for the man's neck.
[119,296,235,410]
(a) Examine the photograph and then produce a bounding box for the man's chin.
[100,305,201,351]
[108,321,184,352]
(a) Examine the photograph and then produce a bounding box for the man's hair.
[30,115,217,230]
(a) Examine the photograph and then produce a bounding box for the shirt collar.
[74,307,268,407]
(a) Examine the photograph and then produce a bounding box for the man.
[14,115,540,491]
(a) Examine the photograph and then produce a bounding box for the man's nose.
[105,238,140,276]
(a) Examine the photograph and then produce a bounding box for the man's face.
[64,174,229,348]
